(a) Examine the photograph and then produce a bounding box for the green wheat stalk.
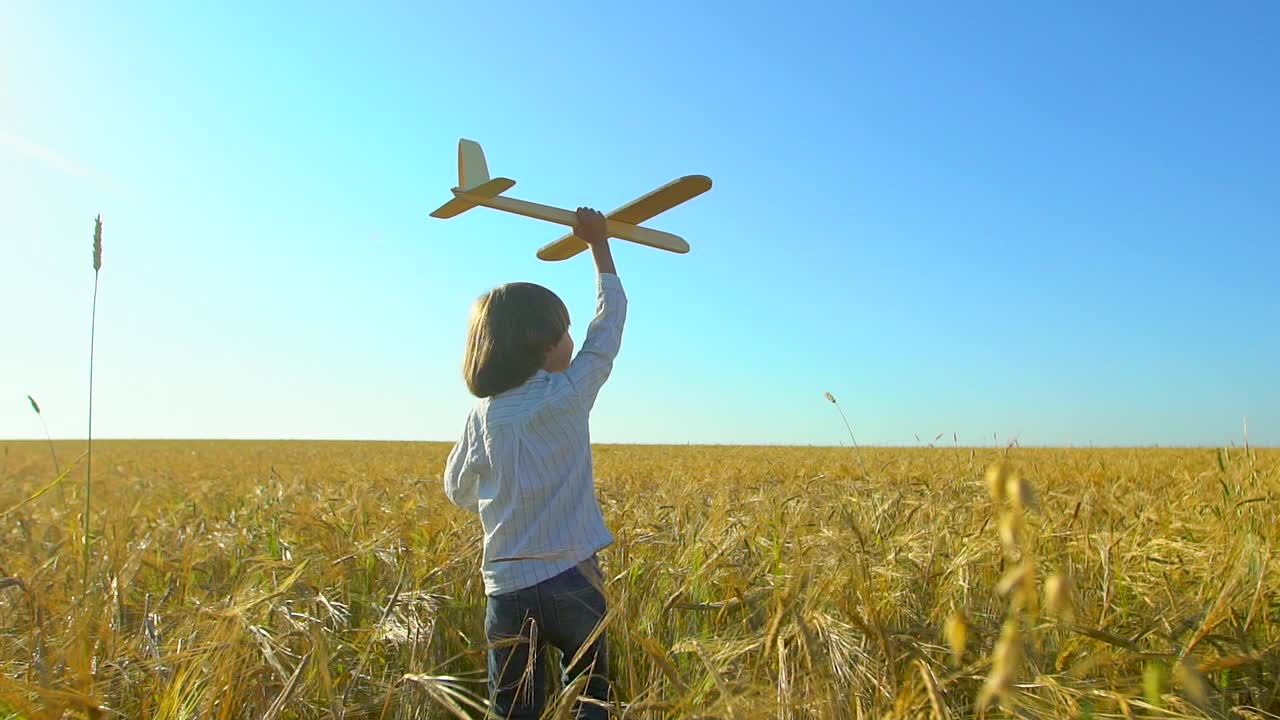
[27,395,63,501]
[84,215,102,591]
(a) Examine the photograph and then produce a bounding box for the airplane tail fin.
[457,139,490,189]
[431,139,514,219]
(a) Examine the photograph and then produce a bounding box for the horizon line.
[2,437,1274,450]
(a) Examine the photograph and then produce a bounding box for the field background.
[1,440,1276,719]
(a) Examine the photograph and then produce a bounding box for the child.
[443,207,623,719]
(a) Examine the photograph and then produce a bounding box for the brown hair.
[462,282,570,398]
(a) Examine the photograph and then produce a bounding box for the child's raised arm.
[559,208,626,410]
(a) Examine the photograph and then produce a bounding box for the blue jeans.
[485,555,610,719]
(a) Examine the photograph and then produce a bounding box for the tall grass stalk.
[27,395,62,499]
[84,215,102,591]
[824,391,868,477]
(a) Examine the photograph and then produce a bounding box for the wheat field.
[0,440,1276,719]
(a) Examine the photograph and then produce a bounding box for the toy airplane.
[430,139,711,261]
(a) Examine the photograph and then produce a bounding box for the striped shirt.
[443,273,626,596]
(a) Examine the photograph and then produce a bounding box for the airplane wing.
[536,175,712,261]
[430,177,516,218]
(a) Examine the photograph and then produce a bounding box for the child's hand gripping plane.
[429,138,712,261]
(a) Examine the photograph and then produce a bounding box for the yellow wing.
[536,175,712,261]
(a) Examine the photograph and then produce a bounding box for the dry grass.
[0,440,1277,718]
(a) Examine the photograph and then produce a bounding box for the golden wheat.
[0,440,1276,718]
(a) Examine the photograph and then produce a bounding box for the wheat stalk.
[84,214,103,592]
[824,391,868,477]
[27,395,62,500]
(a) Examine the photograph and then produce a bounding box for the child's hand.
[575,207,608,245]
[575,207,616,275]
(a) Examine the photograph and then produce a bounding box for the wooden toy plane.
[430,139,711,261]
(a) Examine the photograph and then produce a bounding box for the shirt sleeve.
[561,273,627,411]
[443,415,485,513]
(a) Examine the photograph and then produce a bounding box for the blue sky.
[2,2,1277,446]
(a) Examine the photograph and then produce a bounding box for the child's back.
[446,271,625,593]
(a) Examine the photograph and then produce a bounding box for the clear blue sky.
[2,2,1277,446]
